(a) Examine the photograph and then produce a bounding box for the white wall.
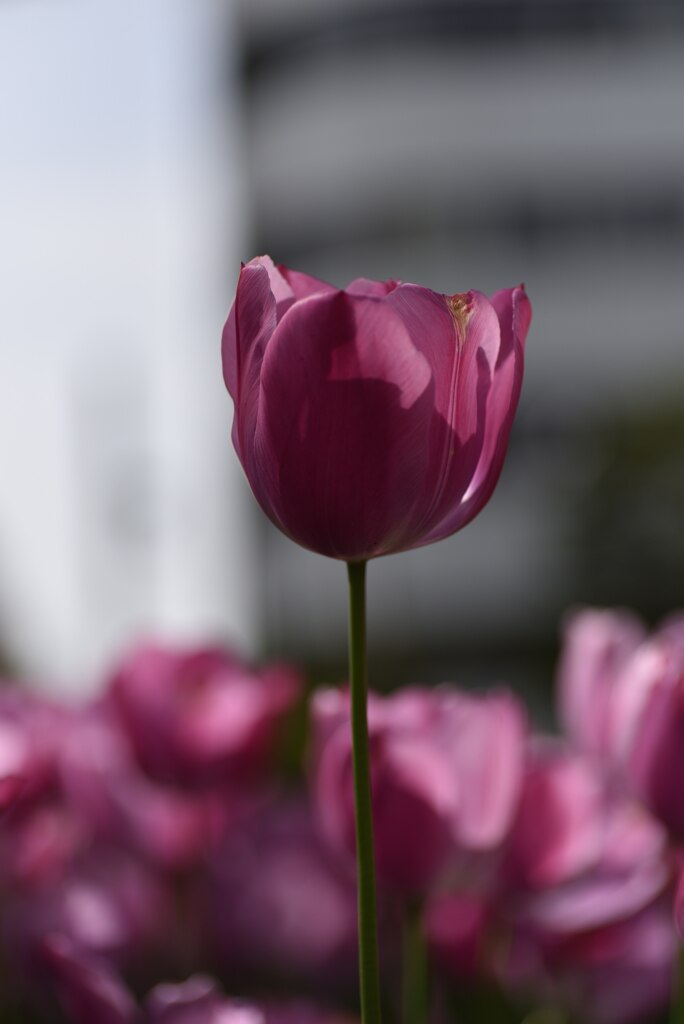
[0,0,255,693]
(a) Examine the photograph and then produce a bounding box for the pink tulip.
[207,798,357,989]
[425,891,493,980]
[311,686,526,895]
[3,846,172,983]
[504,905,675,1024]
[557,608,645,761]
[503,741,606,890]
[109,644,300,790]
[626,629,684,838]
[429,783,671,1020]
[0,689,68,812]
[147,976,261,1024]
[42,934,138,1024]
[147,977,356,1024]
[59,704,235,871]
[558,611,684,840]
[222,256,530,561]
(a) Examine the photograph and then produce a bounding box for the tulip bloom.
[208,799,358,989]
[222,256,530,562]
[626,628,684,839]
[311,686,526,896]
[108,644,300,790]
[557,608,645,762]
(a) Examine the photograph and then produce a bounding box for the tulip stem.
[347,559,382,1024]
[402,900,428,1024]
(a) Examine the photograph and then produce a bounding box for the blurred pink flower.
[557,607,684,841]
[501,740,669,939]
[0,689,67,813]
[503,740,606,890]
[59,704,236,871]
[427,736,671,1021]
[222,256,530,561]
[45,950,356,1024]
[311,686,526,895]
[5,848,172,980]
[557,608,645,762]
[147,976,355,1024]
[561,611,684,838]
[505,905,674,1024]
[425,891,493,980]
[207,798,358,990]
[43,934,137,1024]
[109,644,301,790]
[147,976,261,1024]
[624,621,684,839]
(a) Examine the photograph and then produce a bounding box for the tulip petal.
[43,935,137,1024]
[346,278,400,298]
[277,263,336,305]
[505,745,604,889]
[222,261,278,462]
[464,285,530,495]
[253,290,435,559]
[490,284,531,371]
[424,285,530,542]
[438,690,526,848]
[557,608,645,760]
[383,284,471,540]
[414,291,503,542]
[372,734,456,892]
[627,664,684,838]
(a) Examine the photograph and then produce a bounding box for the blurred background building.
[1,0,683,707]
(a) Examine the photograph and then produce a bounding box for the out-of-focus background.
[1,0,683,709]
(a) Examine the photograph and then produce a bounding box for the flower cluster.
[1,611,683,1023]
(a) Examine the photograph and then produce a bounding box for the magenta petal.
[254,290,435,559]
[557,608,645,760]
[346,278,400,298]
[146,977,260,1024]
[425,285,530,542]
[222,261,278,466]
[417,291,506,543]
[426,891,492,981]
[489,284,531,370]
[504,744,604,889]
[43,936,138,1024]
[522,801,668,934]
[370,734,456,893]
[627,655,684,838]
[277,263,336,304]
[436,688,528,847]
[384,286,469,535]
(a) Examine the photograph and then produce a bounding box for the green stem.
[671,944,684,1024]
[402,900,427,1024]
[347,560,382,1024]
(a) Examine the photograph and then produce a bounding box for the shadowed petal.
[254,290,435,559]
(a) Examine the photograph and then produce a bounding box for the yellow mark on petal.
[447,293,472,341]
